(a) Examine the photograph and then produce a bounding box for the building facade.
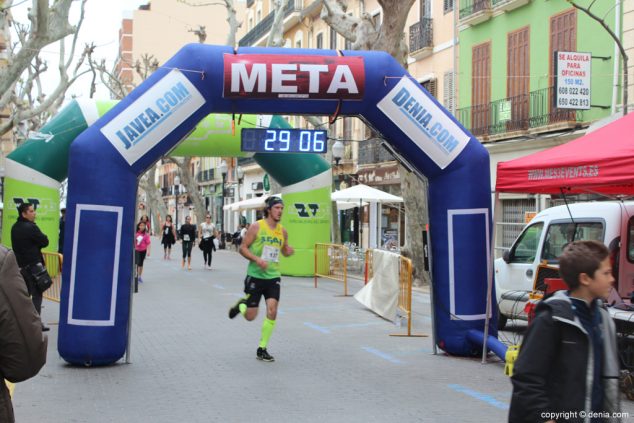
[457,0,619,252]
[115,0,246,229]
[236,0,457,248]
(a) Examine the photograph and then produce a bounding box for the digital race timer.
[241,128,328,154]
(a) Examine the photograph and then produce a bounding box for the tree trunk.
[267,0,290,47]
[139,165,169,232]
[401,167,430,286]
[321,0,423,281]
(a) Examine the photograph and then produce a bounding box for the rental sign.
[223,54,365,100]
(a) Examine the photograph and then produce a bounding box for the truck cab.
[494,201,634,329]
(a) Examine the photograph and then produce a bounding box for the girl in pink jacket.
[135,221,151,283]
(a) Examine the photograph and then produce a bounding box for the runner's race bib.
[164,227,169,235]
[261,245,280,263]
[183,234,190,241]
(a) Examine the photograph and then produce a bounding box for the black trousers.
[32,289,43,315]
[202,238,214,265]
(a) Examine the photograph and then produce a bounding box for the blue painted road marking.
[447,384,509,410]
[304,322,331,334]
[362,347,403,364]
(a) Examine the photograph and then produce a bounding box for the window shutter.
[443,71,455,114]
[444,0,454,14]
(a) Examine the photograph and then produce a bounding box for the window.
[510,223,544,263]
[330,27,337,49]
[295,31,303,48]
[443,0,454,14]
[421,79,437,99]
[471,41,491,135]
[541,221,604,262]
[443,71,455,113]
[507,26,530,129]
[316,33,323,49]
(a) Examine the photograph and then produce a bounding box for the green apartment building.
[456,0,622,248]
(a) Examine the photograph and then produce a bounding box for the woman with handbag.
[160,214,177,260]
[198,214,216,270]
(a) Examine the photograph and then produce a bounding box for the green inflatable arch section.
[1,99,332,276]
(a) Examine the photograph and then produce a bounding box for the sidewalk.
[11,243,630,422]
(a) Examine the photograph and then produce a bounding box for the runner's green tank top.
[247,219,285,279]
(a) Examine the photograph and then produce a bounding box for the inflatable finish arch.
[60,45,496,365]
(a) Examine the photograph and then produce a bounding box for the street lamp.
[174,175,180,234]
[219,160,228,247]
[236,166,244,225]
[332,140,345,169]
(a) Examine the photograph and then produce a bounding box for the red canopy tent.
[496,112,634,195]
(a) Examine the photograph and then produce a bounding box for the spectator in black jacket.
[11,203,50,330]
[509,240,620,422]
[0,245,48,422]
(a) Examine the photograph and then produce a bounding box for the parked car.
[495,201,634,329]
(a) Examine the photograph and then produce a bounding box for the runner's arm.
[281,228,294,257]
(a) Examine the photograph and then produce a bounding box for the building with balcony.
[457,0,620,251]
[115,0,247,228]
[235,0,459,248]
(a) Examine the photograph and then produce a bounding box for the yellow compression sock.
[259,318,276,349]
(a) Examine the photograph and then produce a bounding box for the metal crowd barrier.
[314,243,351,296]
[42,251,63,303]
[390,255,425,337]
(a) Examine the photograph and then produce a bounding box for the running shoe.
[138,277,143,283]
[228,298,247,319]
[256,347,275,362]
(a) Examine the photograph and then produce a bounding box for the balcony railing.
[492,0,529,11]
[358,138,394,165]
[456,87,583,138]
[196,169,215,183]
[239,0,302,47]
[459,0,492,22]
[409,18,433,57]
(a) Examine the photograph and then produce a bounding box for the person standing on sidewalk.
[228,196,294,362]
[179,216,196,271]
[135,221,151,283]
[509,240,621,422]
[160,214,177,260]
[198,214,216,269]
[10,203,50,331]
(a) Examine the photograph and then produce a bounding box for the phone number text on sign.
[555,51,591,110]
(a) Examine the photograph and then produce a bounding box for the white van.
[495,201,634,329]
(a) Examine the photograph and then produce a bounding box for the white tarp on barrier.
[354,249,400,322]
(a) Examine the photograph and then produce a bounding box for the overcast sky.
[11,0,148,99]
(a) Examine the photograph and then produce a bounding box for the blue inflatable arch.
[60,45,497,365]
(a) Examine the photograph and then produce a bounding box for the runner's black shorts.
[243,275,281,307]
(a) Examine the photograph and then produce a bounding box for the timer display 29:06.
[241,129,327,153]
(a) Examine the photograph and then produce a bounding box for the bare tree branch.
[567,0,628,114]
[0,0,77,100]
[267,0,289,47]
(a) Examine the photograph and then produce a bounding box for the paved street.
[11,239,634,422]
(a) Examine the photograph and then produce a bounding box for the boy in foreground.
[509,240,621,422]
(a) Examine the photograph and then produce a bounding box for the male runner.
[228,196,294,362]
